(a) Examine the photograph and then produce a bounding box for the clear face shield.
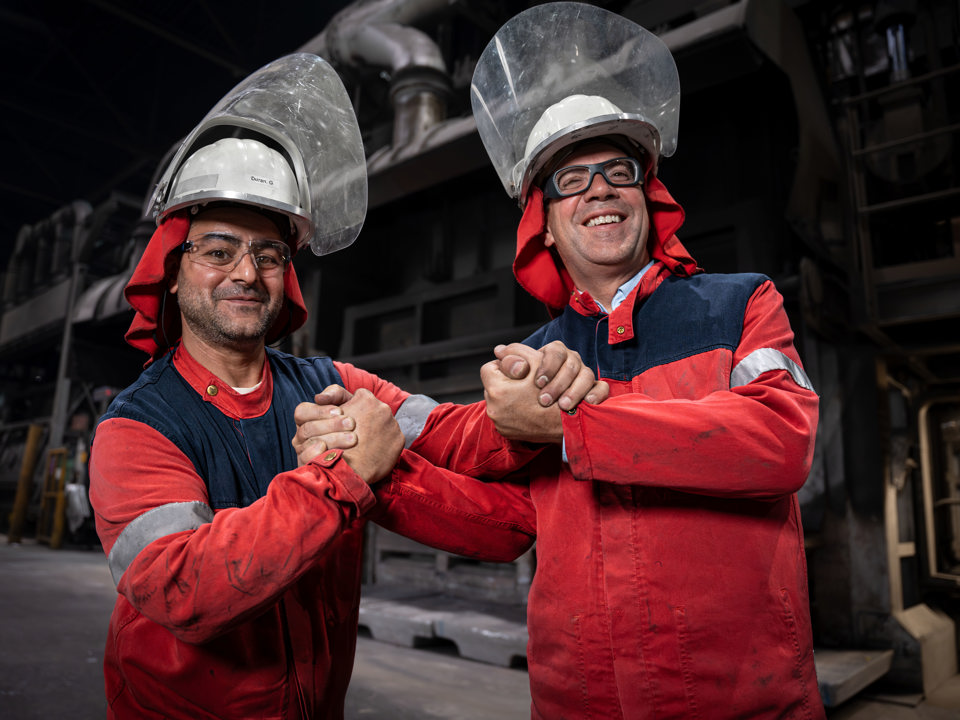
[470,2,680,206]
[149,53,367,256]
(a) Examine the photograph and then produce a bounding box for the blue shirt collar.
[596,259,655,313]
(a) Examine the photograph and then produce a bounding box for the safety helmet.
[522,94,662,192]
[161,136,311,245]
[148,53,367,256]
[471,2,680,207]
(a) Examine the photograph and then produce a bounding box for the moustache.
[213,287,268,302]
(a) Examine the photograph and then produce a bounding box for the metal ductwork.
[2,200,93,311]
[300,0,451,150]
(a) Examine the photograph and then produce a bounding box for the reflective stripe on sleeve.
[107,501,214,586]
[730,347,814,392]
[395,394,439,449]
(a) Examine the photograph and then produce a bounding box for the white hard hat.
[521,94,660,198]
[149,53,367,256]
[524,95,626,159]
[471,3,680,207]
[162,137,312,245]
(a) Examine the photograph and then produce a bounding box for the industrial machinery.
[1,0,958,706]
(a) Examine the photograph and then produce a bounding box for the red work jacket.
[403,176,822,718]
[386,260,825,718]
[516,264,823,719]
[90,345,536,719]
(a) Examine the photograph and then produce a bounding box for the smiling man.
[468,4,825,719]
[87,54,603,720]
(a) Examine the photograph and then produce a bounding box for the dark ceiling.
[1,1,349,262]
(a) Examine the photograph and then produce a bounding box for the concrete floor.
[0,535,532,720]
[2,535,959,719]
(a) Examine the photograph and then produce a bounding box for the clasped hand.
[481,341,607,443]
[292,341,608,474]
[292,387,403,485]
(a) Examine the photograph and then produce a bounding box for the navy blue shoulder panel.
[97,351,193,449]
[524,273,768,381]
[97,348,343,509]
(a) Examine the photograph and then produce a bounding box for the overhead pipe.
[299,0,452,149]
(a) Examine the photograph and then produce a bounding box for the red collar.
[568,261,673,344]
[172,344,274,420]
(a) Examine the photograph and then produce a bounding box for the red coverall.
[387,174,824,719]
[91,347,538,719]
[90,213,538,719]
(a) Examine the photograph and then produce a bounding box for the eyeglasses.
[181,236,290,275]
[543,157,643,199]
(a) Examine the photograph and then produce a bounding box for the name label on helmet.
[250,175,275,186]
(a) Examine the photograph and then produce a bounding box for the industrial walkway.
[2,536,959,719]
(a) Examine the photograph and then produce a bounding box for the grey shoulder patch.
[395,394,439,449]
[731,347,814,392]
[107,501,213,586]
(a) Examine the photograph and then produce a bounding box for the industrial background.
[2,0,959,712]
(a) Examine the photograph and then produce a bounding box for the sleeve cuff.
[309,449,377,514]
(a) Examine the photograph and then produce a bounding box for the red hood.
[514,173,700,314]
[124,213,308,364]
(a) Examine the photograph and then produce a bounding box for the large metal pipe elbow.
[322,19,446,75]
[301,0,452,147]
[303,0,449,74]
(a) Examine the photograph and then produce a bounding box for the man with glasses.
[456,5,823,718]
[88,56,603,720]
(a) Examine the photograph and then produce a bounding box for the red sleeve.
[335,360,543,478]
[333,360,411,412]
[563,280,818,499]
[89,417,375,644]
[371,450,537,561]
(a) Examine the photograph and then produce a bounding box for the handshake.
[291,341,608,484]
